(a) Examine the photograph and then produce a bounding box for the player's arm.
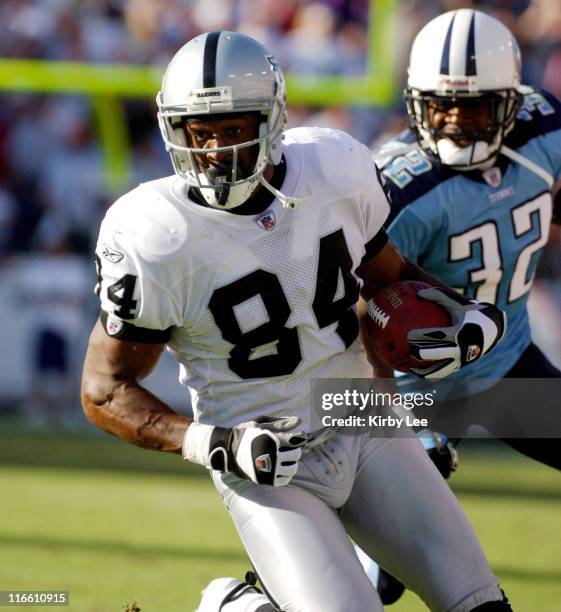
[357,236,456,379]
[81,318,187,453]
[82,317,306,485]
[357,237,506,378]
[357,235,460,300]
[357,242,460,476]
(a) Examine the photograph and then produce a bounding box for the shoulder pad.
[371,129,418,167]
[372,140,421,170]
[512,88,561,135]
[284,126,374,192]
[104,180,189,264]
[377,146,435,191]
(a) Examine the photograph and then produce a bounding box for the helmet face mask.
[406,9,524,171]
[156,32,287,209]
[172,111,270,207]
[405,88,523,169]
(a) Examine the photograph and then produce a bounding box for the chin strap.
[258,174,311,210]
[500,145,554,188]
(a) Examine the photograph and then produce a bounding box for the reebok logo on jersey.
[256,210,276,231]
[255,454,272,473]
[101,244,124,263]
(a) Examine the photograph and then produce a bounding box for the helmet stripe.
[465,11,477,76]
[203,31,221,88]
[439,12,456,75]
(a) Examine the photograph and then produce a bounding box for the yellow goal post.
[0,0,398,193]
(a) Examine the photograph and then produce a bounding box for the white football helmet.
[157,31,287,209]
[405,9,524,170]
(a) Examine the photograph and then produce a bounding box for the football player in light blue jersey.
[364,8,561,606]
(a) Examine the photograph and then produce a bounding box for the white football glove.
[407,288,506,379]
[183,416,307,487]
[196,575,274,612]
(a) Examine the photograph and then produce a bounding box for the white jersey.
[95,127,389,430]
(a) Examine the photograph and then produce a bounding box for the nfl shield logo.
[256,210,276,231]
[483,167,502,188]
[106,315,123,336]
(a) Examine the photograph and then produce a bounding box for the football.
[365,281,451,373]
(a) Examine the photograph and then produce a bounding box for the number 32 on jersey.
[449,192,552,304]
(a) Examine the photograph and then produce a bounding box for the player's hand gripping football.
[182,416,308,486]
[407,288,506,379]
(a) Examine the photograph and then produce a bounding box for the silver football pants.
[212,433,504,612]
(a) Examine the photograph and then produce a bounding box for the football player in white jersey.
[81,32,511,611]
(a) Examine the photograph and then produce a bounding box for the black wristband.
[361,229,389,265]
[99,311,173,343]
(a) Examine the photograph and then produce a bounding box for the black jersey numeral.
[312,229,360,347]
[96,256,138,319]
[209,270,302,379]
[209,229,360,379]
[107,274,138,319]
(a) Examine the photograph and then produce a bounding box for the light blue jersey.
[374,89,561,393]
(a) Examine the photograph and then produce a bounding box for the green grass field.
[0,429,559,611]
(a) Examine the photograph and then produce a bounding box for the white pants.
[212,433,503,612]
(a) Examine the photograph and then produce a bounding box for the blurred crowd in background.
[0,0,560,426]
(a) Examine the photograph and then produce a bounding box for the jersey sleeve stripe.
[361,229,388,265]
[100,311,173,344]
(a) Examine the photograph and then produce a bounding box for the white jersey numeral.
[509,193,552,302]
[449,222,503,304]
[382,151,432,188]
